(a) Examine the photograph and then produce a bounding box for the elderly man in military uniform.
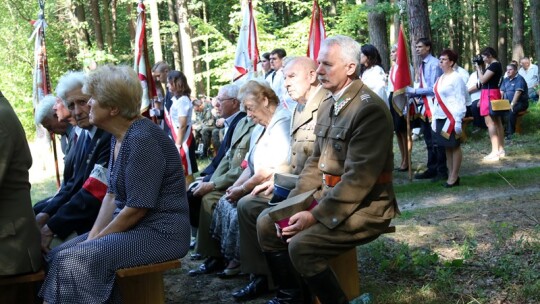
[234,56,327,302]
[256,36,400,304]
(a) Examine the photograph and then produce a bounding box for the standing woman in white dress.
[167,70,198,186]
[431,49,468,188]
[359,44,388,106]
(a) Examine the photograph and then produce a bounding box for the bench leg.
[515,115,524,134]
[117,272,165,304]
[313,248,360,304]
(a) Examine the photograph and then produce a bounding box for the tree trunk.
[498,0,508,67]
[367,0,389,71]
[167,0,181,69]
[489,0,498,50]
[149,0,163,63]
[531,0,540,60]
[203,1,210,97]
[102,0,113,52]
[407,0,432,70]
[511,0,524,62]
[111,0,118,42]
[73,1,92,48]
[176,0,196,95]
[90,0,104,50]
[127,3,136,43]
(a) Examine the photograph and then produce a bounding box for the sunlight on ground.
[29,138,63,204]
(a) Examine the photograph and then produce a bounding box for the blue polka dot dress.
[40,118,191,303]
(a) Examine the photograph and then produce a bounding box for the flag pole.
[135,0,157,122]
[31,0,60,188]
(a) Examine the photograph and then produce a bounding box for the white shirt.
[361,65,388,107]
[518,64,539,90]
[170,95,193,143]
[466,72,481,104]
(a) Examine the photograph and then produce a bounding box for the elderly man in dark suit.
[234,56,327,302]
[33,71,111,253]
[0,90,42,276]
[256,36,400,304]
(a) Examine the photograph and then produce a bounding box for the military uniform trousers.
[237,193,274,284]
[195,190,226,257]
[257,208,391,277]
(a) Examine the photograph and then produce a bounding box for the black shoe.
[414,170,436,179]
[304,268,348,304]
[443,177,460,188]
[232,275,268,301]
[397,166,409,172]
[188,257,225,277]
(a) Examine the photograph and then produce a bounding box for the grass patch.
[358,197,540,303]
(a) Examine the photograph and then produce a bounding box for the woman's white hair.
[34,94,56,124]
[56,71,86,107]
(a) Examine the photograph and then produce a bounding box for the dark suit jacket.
[0,93,41,275]
[36,127,111,239]
[201,111,247,180]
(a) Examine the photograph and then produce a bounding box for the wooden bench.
[515,110,529,134]
[0,269,45,304]
[116,259,181,304]
[0,260,180,304]
[314,226,396,303]
[460,116,474,142]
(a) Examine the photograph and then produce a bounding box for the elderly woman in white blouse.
[431,49,468,188]
[210,79,291,276]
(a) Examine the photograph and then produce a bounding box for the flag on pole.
[30,0,60,188]
[391,25,412,114]
[233,0,259,81]
[29,0,51,110]
[134,0,157,117]
[307,0,326,61]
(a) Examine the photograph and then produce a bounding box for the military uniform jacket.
[289,79,399,229]
[0,95,41,275]
[210,116,256,190]
[289,86,327,175]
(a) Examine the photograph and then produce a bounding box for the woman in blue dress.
[40,65,191,303]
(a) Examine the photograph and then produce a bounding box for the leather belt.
[322,171,393,187]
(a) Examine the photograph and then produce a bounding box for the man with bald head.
[233,56,327,302]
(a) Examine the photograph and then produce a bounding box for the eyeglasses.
[216,97,235,104]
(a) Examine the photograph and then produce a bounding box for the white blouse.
[361,65,388,107]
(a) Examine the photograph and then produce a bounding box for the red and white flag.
[307,0,326,61]
[233,0,259,81]
[391,25,412,114]
[134,0,157,117]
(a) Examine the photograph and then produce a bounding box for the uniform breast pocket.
[327,127,349,161]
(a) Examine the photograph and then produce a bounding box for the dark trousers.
[506,102,529,135]
[471,100,487,129]
[421,118,447,176]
